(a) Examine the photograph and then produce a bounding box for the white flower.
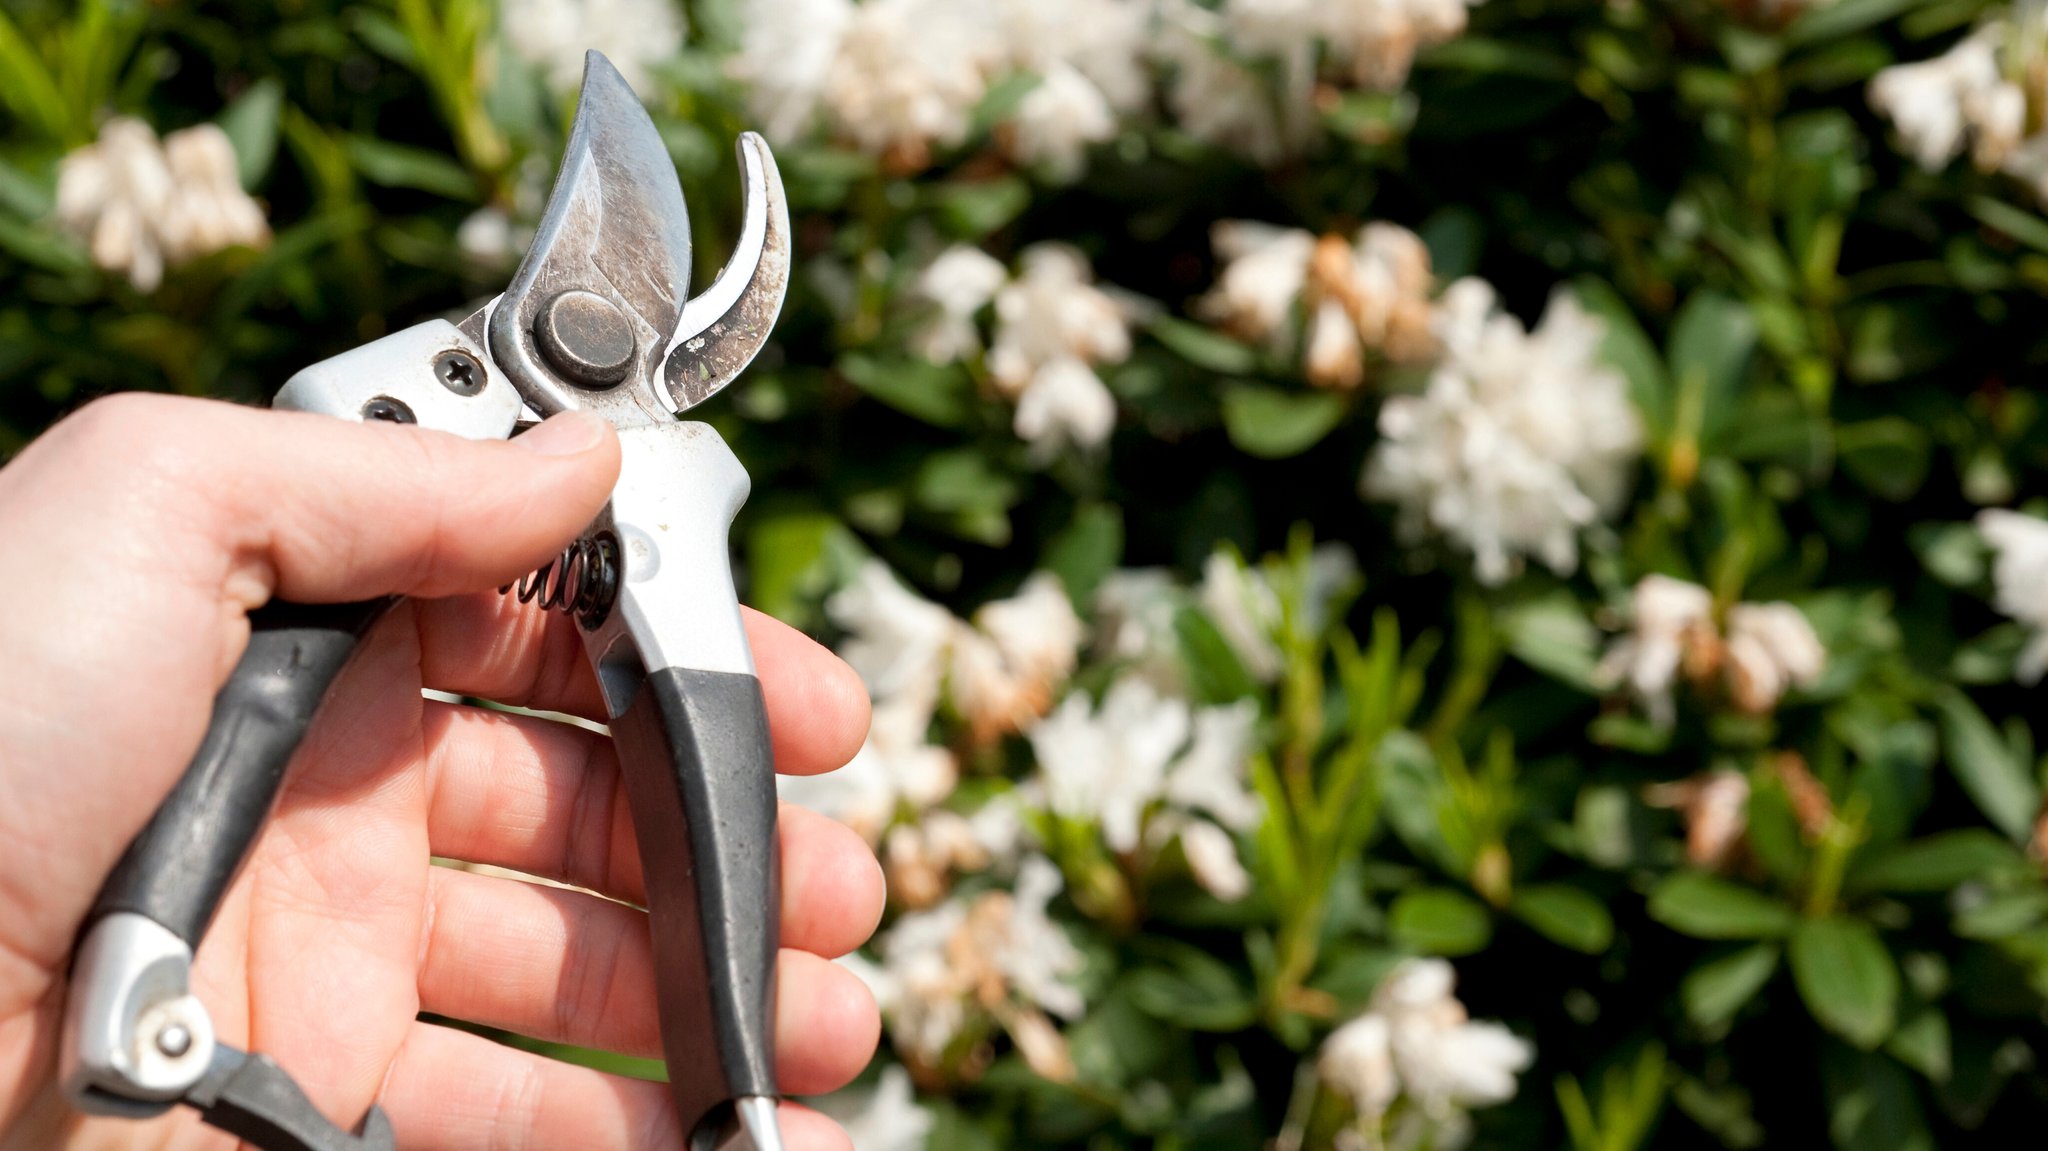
[56,119,268,292]
[1013,357,1118,458]
[859,856,1087,1069]
[1201,220,1436,387]
[829,560,960,705]
[1155,2,1316,165]
[1030,678,1263,899]
[731,0,997,169]
[1318,0,1478,90]
[1595,575,1715,727]
[1320,959,1533,1136]
[780,692,954,843]
[1598,575,1827,721]
[814,1065,934,1151]
[1008,62,1120,180]
[1093,568,1187,685]
[1724,602,1826,714]
[1202,221,1317,342]
[912,245,1009,364]
[1977,509,2048,682]
[1644,769,1751,870]
[501,0,684,92]
[1199,550,1286,680]
[1163,699,1263,831]
[1029,677,1192,853]
[952,573,1087,738]
[1364,279,1643,584]
[988,245,1132,457]
[1870,28,2007,170]
[1321,1013,1399,1119]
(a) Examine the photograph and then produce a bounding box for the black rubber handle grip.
[607,666,780,1144]
[89,599,392,946]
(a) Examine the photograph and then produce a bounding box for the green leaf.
[1125,944,1261,1032]
[1791,917,1900,1049]
[1784,0,1922,44]
[838,354,976,428]
[1835,418,1931,501]
[1219,385,1348,459]
[932,175,1029,239]
[1499,591,1602,691]
[1886,1008,1952,1083]
[744,510,841,626]
[1509,884,1614,953]
[1682,943,1781,1028]
[218,77,284,190]
[1389,887,1494,956]
[1668,292,1757,446]
[1147,315,1260,375]
[1967,196,2048,256]
[1573,278,1670,436]
[1647,873,1797,940]
[0,10,74,141]
[912,448,1021,514]
[1849,830,2027,895]
[1935,689,2041,842]
[1822,1048,1933,1151]
[1043,504,1123,608]
[344,135,477,198]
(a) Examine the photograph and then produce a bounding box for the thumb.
[11,393,622,611]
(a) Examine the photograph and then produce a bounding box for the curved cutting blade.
[487,51,693,428]
[663,133,791,413]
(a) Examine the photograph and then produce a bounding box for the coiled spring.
[508,533,620,628]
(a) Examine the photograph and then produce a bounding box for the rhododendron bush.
[5,0,2048,1147]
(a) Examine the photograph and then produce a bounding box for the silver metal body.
[61,913,215,1117]
[61,51,795,1151]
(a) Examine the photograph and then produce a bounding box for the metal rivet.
[156,1023,191,1058]
[434,349,486,396]
[361,396,416,424]
[533,290,635,388]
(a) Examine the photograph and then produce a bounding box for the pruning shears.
[58,53,792,1151]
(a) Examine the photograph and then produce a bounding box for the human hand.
[0,394,881,1149]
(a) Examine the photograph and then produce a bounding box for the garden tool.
[59,51,792,1151]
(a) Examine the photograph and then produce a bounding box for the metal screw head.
[155,1023,192,1058]
[361,396,417,424]
[434,349,487,396]
[533,289,635,388]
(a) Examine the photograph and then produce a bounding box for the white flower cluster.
[1027,678,1262,899]
[1158,0,1479,163]
[1869,4,2048,203]
[811,1065,935,1151]
[1977,509,2048,683]
[1597,574,1827,726]
[848,856,1088,1081]
[731,0,1151,176]
[782,561,1081,902]
[912,243,1133,460]
[1201,219,1437,389]
[1363,279,1644,585]
[1319,958,1534,1148]
[727,0,1482,175]
[501,0,685,93]
[55,118,269,293]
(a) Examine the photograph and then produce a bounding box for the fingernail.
[513,410,607,457]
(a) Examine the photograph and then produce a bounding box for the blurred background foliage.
[6,0,2048,1148]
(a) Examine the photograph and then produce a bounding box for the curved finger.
[422,700,885,925]
[416,596,870,764]
[382,1022,852,1151]
[418,867,881,1094]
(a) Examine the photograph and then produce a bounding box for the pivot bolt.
[156,1023,192,1058]
[533,290,635,388]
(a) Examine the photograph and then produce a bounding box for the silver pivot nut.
[534,289,635,387]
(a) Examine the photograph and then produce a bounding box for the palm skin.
[0,397,883,1150]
